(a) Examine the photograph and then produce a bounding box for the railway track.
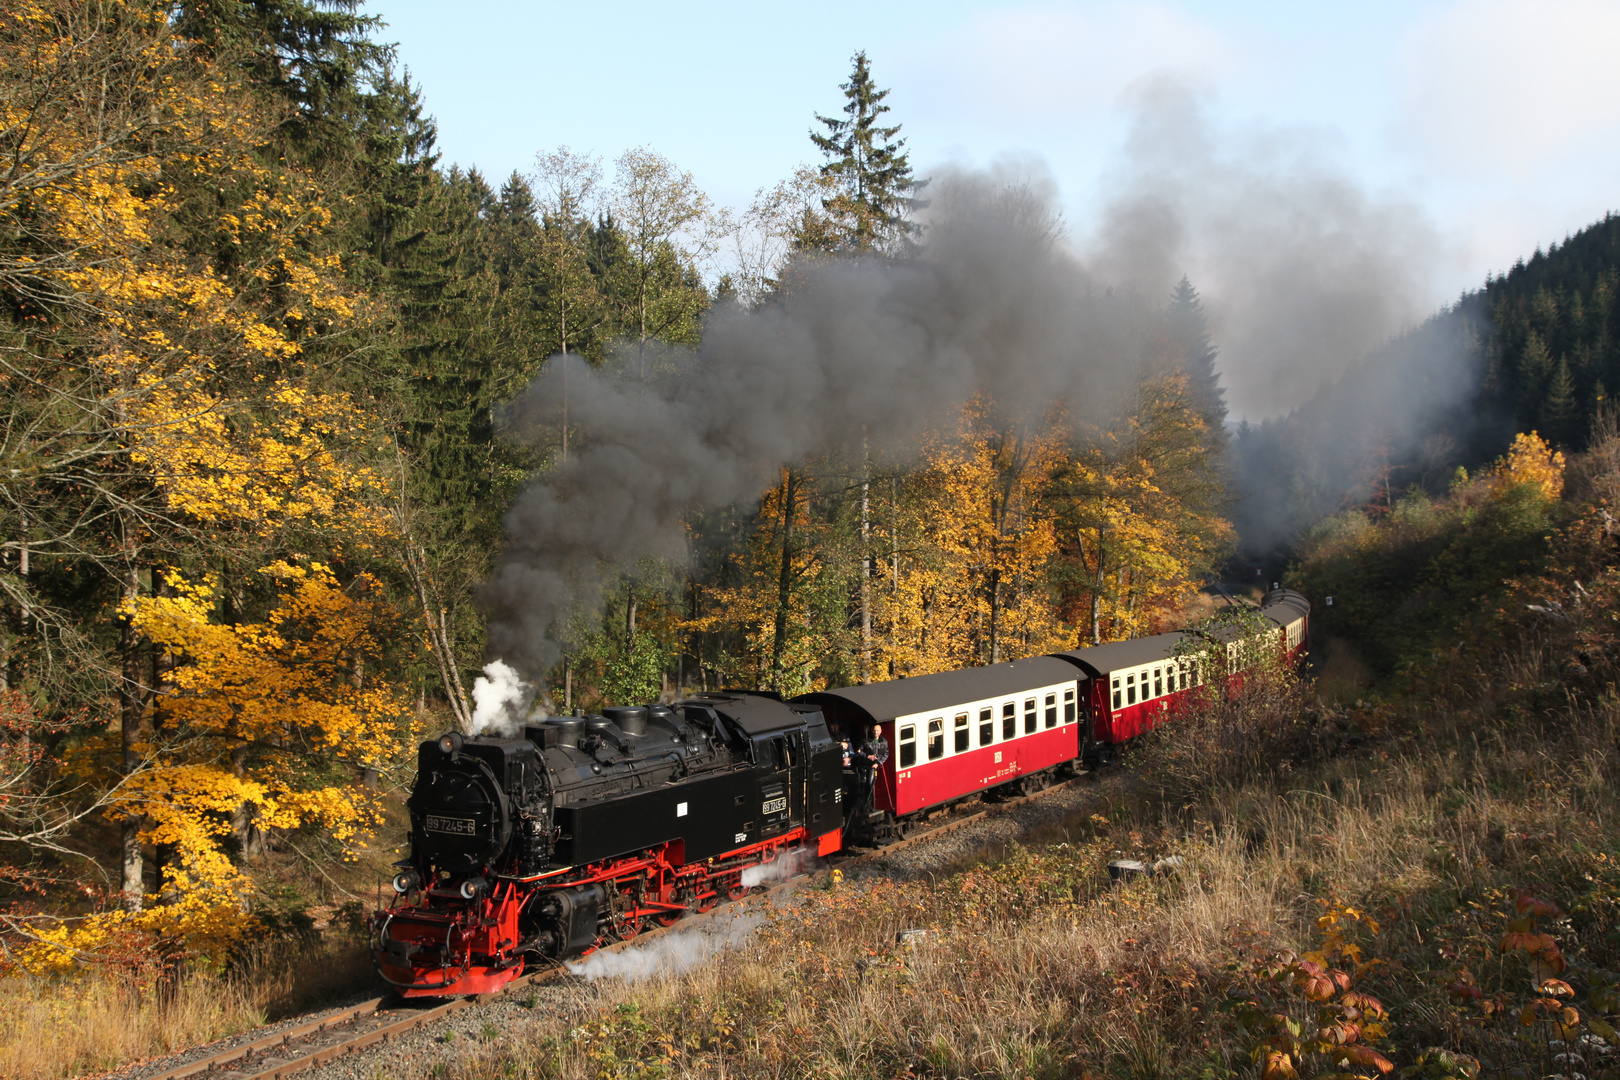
[134,771,1092,1080]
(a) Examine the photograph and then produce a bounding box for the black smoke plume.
[484,172,1137,675]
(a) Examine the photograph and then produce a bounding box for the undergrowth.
[0,918,375,1079]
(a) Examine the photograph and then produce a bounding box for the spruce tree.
[807,51,922,254]
[1165,277,1228,452]
[1542,357,1579,446]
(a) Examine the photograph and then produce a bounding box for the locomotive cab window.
[1127,672,1137,705]
[1002,702,1016,739]
[899,725,917,768]
[927,718,945,761]
[954,713,970,753]
[979,707,994,746]
[1064,688,1076,723]
[1044,693,1057,728]
[1112,677,1122,710]
[1023,698,1037,734]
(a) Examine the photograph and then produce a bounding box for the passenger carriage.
[801,658,1083,843]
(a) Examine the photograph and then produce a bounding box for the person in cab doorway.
[859,724,888,768]
[854,723,889,818]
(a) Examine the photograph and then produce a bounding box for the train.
[372,588,1308,996]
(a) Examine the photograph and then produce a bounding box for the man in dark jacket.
[858,724,889,767]
[857,724,888,808]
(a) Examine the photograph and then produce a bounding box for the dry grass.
[0,929,374,1080]
[449,667,1620,1080]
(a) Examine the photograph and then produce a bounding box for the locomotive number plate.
[425,815,477,836]
[762,796,787,816]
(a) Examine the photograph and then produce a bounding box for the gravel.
[95,991,385,1080]
[292,980,601,1080]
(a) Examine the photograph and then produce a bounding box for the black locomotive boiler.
[374,693,844,996]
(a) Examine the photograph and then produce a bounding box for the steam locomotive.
[373,589,1308,997]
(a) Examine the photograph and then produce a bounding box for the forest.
[4,1,1620,1077]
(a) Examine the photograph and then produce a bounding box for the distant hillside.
[1485,212,1620,447]
[1232,211,1620,555]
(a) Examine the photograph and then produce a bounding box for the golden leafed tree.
[0,0,421,960]
[874,399,1072,677]
[1053,372,1235,644]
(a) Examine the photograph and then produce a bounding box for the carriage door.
[755,733,803,837]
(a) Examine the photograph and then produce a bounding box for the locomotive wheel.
[658,908,686,927]
[614,914,642,942]
[695,892,718,914]
[727,880,749,901]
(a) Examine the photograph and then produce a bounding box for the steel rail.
[134,770,1092,1080]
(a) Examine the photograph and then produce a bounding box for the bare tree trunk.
[400,537,472,730]
[119,563,144,912]
[988,566,1001,665]
[859,457,871,684]
[230,743,261,859]
[1090,527,1104,645]
[560,304,570,464]
[770,469,798,694]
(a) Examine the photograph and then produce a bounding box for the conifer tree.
[1165,277,1228,451]
[1542,357,1579,446]
[807,51,922,254]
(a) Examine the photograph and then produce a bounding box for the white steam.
[565,909,762,981]
[739,849,811,889]
[469,660,533,738]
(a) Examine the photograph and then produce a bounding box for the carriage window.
[1064,688,1076,723]
[1024,698,1037,734]
[927,718,944,761]
[1112,677,1121,710]
[1154,668,1163,697]
[1044,693,1057,728]
[899,725,917,768]
[980,707,994,745]
[954,713,970,753]
[1002,702,1016,739]
[1127,672,1137,705]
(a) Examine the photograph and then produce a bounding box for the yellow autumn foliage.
[876,399,1074,676]
[1491,430,1565,502]
[38,563,419,973]
[128,378,395,540]
[1061,374,1234,642]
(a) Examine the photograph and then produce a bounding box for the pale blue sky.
[378,0,1620,407]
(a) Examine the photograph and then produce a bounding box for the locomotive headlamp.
[437,732,463,755]
[458,876,489,900]
[392,869,422,894]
